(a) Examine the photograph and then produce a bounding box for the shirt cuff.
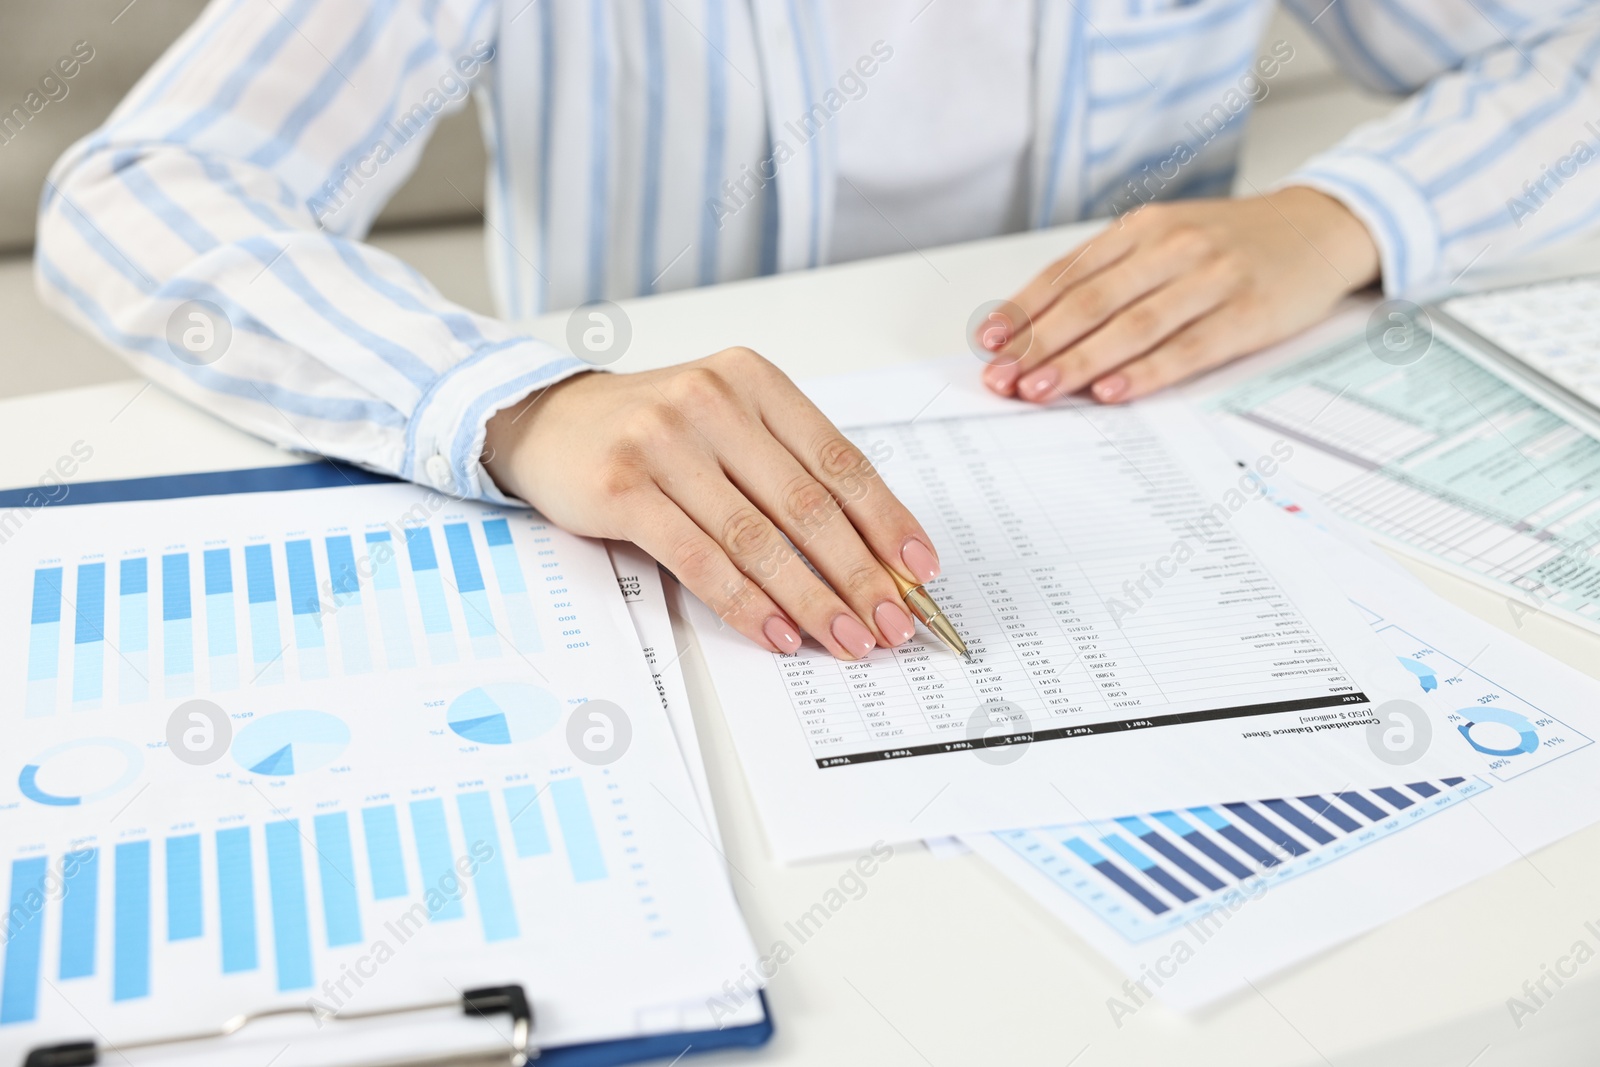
[1280,151,1442,298]
[404,338,590,504]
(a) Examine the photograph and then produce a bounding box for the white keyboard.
[1439,275,1600,412]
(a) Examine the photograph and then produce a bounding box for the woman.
[37,0,1600,659]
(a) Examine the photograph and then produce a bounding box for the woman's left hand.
[979,186,1381,404]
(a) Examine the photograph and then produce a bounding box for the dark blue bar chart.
[998,777,1487,941]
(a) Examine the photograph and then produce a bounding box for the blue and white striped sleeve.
[1279,0,1600,296]
[34,0,586,502]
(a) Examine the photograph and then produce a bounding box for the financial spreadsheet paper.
[688,362,1468,861]
[0,479,758,1065]
[1210,320,1600,637]
[963,491,1600,1009]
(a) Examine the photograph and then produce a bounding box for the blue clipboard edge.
[0,460,392,510]
[537,993,774,1066]
[0,460,777,1063]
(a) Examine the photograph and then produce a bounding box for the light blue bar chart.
[444,523,499,658]
[216,826,258,975]
[59,850,98,980]
[324,535,372,675]
[264,821,314,991]
[166,834,202,941]
[244,544,283,686]
[112,841,150,1002]
[161,554,194,698]
[0,774,621,1022]
[203,548,239,691]
[457,792,519,941]
[285,540,328,679]
[550,779,607,883]
[361,804,409,900]
[17,519,558,702]
[1000,777,1484,941]
[365,532,415,670]
[409,797,465,922]
[313,813,363,948]
[1,858,48,1023]
[483,518,541,653]
[118,558,149,703]
[504,785,552,857]
[404,527,457,664]
[26,567,62,717]
[71,562,106,707]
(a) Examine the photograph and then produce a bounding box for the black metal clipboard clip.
[23,984,534,1067]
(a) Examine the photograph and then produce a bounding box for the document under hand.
[688,361,1470,861]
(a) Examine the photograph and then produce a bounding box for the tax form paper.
[688,360,1471,861]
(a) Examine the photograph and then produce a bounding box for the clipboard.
[0,463,775,1067]
[22,984,774,1066]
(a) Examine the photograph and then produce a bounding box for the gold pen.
[885,565,972,662]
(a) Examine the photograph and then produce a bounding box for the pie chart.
[233,710,351,776]
[1397,657,1438,693]
[447,683,561,745]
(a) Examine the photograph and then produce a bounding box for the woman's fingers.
[735,351,943,588]
[642,349,931,658]
[1096,309,1243,402]
[622,485,803,655]
[709,417,917,650]
[1014,257,1239,402]
[658,450,884,659]
[979,191,1384,405]
[986,226,1211,394]
[1003,226,1136,330]
[981,235,1133,384]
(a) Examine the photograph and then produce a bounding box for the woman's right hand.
[482,348,941,661]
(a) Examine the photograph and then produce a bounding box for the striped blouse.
[35,0,1600,502]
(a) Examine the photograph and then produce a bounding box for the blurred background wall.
[0,1,1391,397]
[0,0,490,254]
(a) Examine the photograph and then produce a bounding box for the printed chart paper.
[0,480,758,1065]
[691,371,1469,860]
[962,494,1600,1009]
[608,542,725,844]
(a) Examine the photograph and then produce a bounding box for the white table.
[5,223,1599,1067]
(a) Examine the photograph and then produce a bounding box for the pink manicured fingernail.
[983,362,1017,393]
[830,614,876,660]
[1093,374,1128,402]
[1020,366,1058,401]
[900,537,940,583]
[763,616,802,654]
[874,600,915,646]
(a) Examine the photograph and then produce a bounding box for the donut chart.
[1456,706,1540,757]
[18,738,144,806]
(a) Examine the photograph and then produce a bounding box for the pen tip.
[962,651,974,664]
